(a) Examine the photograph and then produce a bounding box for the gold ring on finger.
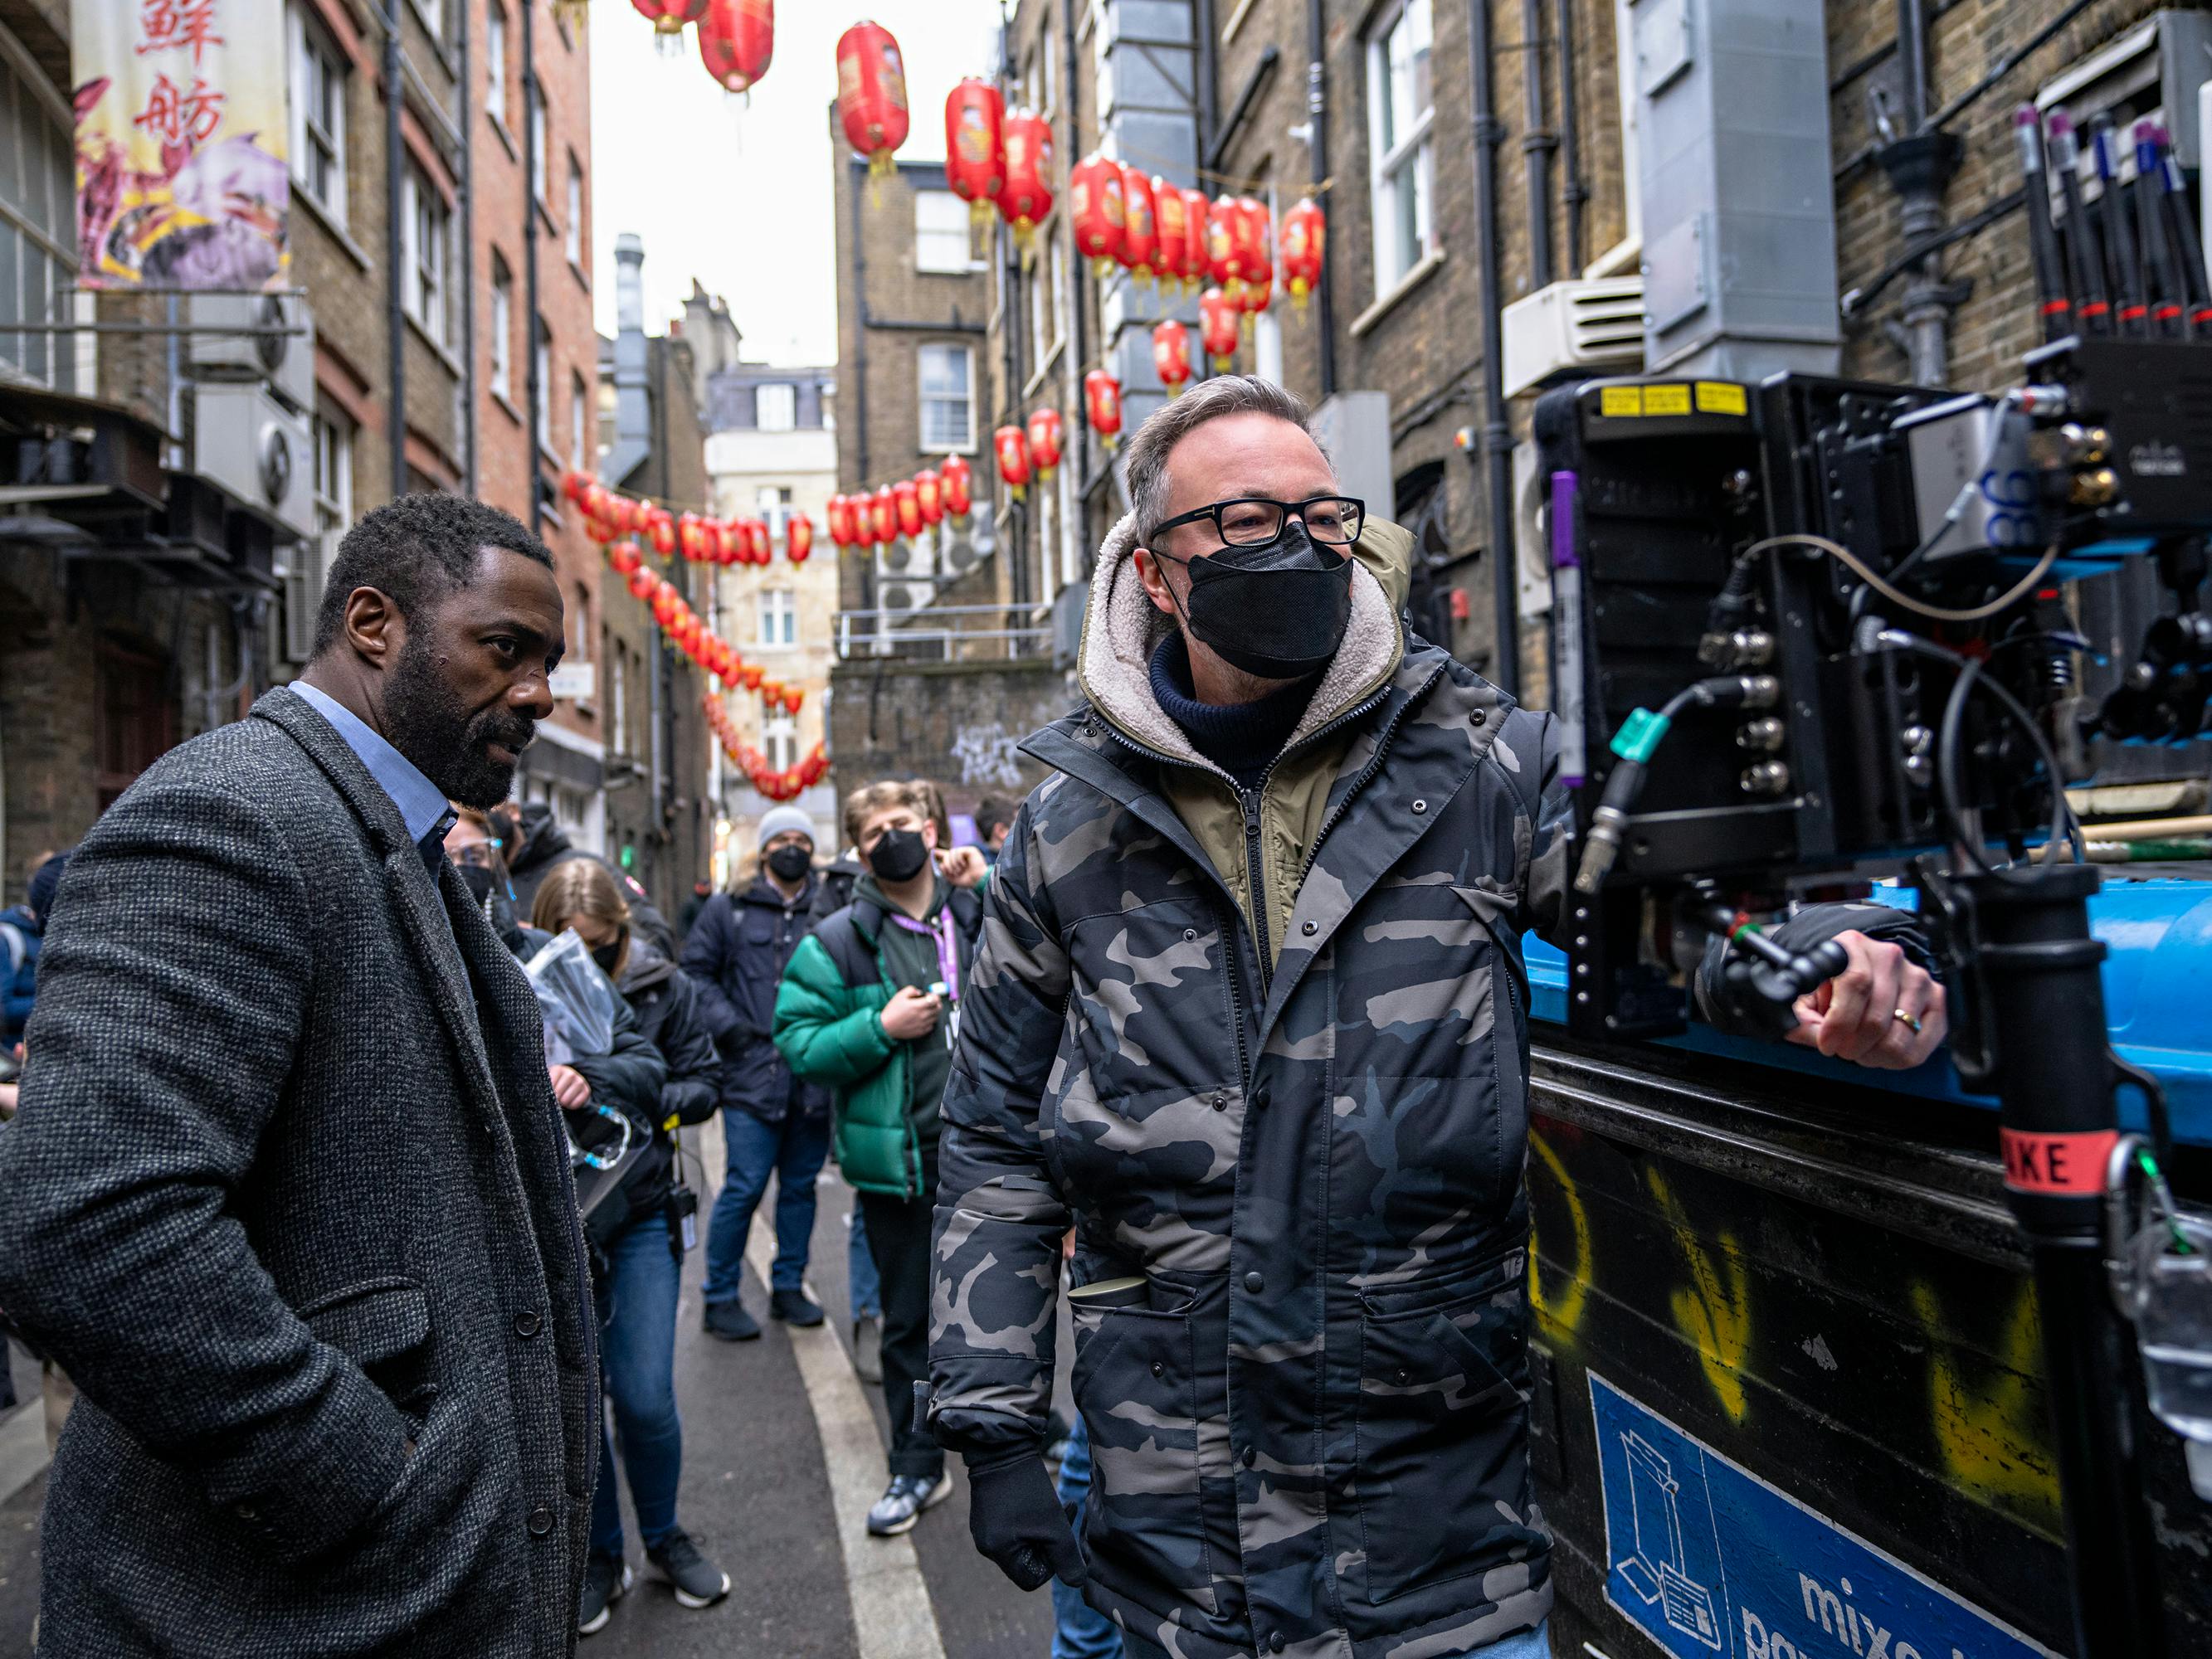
[1893,1007,1922,1035]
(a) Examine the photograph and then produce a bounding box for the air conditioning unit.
[188,293,315,411]
[1502,277,1645,398]
[879,582,921,616]
[192,381,314,541]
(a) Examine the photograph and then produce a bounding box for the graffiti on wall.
[952,722,1024,789]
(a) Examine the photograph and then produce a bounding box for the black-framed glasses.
[1148,495,1366,549]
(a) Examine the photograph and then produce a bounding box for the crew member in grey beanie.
[680,803,834,1342]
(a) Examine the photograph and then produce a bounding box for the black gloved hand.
[965,1452,1086,1592]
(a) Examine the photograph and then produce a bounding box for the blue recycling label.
[1589,1372,2063,1659]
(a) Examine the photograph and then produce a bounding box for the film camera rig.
[1532,330,2212,1654]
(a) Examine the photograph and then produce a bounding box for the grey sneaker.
[646,1527,731,1608]
[852,1316,883,1384]
[578,1551,631,1636]
[866,1472,953,1537]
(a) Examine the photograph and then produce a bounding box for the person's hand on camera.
[938,846,989,890]
[547,1063,592,1110]
[880,985,943,1042]
[1787,929,1946,1070]
[966,1452,1085,1592]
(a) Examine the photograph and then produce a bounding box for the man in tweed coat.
[928,378,1946,1659]
[0,495,597,1657]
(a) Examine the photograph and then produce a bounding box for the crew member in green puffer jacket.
[772,778,985,1540]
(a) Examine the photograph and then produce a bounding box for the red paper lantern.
[609,541,644,576]
[1084,369,1123,450]
[939,454,973,518]
[676,513,706,562]
[741,663,764,691]
[584,513,620,546]
[894,479,923,541]
[827,494,856,547]
[652,590,680,629]
[994,426,1031,501]
[698,0,772,91]
[1206,196,1244,299]
[1152,319,1191,397]
[562,469,592,504]
[1026,406,1063,480]
[1200,286,1240,369]
[721,661,743,688]
[1239,197,1274,325]
[1069,153,1125,276]
[996,109,1055,251]
[1280,196,1324,309]
[580,481,613,524]
[870,486,897,546]
[1154,181,1191,289]
[787,514,812,562]
[626,566,657,601]
[1118,164,1158,281]
[632,0,707,38]
[944,79,1006,226]
[914,468,943,526]
[642,506,675,557]
[1179,187,1209,293]
[836,21,909,182]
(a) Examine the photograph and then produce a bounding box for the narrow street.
[0,1120,1065,1658]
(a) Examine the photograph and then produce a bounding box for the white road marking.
[0,1398,49,1507]
[745,1209,948,1659]
[689,1114,948,1659]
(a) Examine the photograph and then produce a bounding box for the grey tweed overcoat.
[0,685,597,1657]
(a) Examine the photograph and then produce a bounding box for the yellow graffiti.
[1527,1129,1592,1341]
[1908,1281,2061,1532]
[1645,1169,1752,1423]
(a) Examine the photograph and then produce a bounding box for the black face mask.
[457,864,499,905]
[1156,521,1354,681]
[591,940,624,974]
[766,844,813,883]
[866,826,931,883]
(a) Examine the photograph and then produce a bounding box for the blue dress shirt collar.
[290,680,457,851]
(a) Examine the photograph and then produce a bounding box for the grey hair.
[1125,374,1318,543]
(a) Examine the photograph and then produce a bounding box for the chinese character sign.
[71,0,288,289]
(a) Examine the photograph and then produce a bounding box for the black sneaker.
[646,1526,731,1608]
[578,1550,631,1637]
[866,1472,953,1537]
[770,1287,826,1327]
[703,1298,760,1341]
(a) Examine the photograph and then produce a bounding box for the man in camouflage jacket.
[928,377,1947,1659]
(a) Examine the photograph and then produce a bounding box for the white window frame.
[569,369,587,468]
[918,342,977,454]
[287,402,353,659]
[489,258,513,398]
[534,321,551,441]
[763,710,797,772]
[287,6,348,223]
[485,2,508,126]
[401,168,448,345]
[756,383,797,431]
[758,586,797,649]
[1586,0,1643,277]
[756,484,792,537]
[529,89,548,206]
[564,158,582,265]
[1365,0,1437,296]
[914,189,977,275]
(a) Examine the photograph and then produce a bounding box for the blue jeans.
[703,1108,831,1304]
[590,1210,685,1556]
[1052,1415,1123,1658]
[1120,1618,1549,1659]
[848,1204,881,1321]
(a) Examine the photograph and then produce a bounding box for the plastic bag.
[525,929,619,1060]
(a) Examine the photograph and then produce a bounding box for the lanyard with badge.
[891,907,961,1047]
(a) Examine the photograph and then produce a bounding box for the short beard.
[381,630,537,809]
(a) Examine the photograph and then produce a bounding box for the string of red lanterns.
[561,471,814,567]
[702,695,826,803]
[822,454,973,557]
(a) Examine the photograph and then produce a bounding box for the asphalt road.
[0,1132,1065,1658]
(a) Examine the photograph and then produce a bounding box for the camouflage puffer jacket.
[930,510,1570,1659]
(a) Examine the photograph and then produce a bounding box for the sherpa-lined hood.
[1075,508,1415,770]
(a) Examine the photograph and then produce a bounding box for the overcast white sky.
[588,2,1006,366]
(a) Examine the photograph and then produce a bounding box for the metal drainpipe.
[383,0,406,496]
[1554,0,1585,273]
[848,163,874,613]
[457,0,475,494]
[1520,0,1555,290]
[1195,0,1219,150]
[521,0,542,533]
[654,338,675,839]
[1468,0,1519,696]
[1880,0,1961,384]
[1306,0,1336,397]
